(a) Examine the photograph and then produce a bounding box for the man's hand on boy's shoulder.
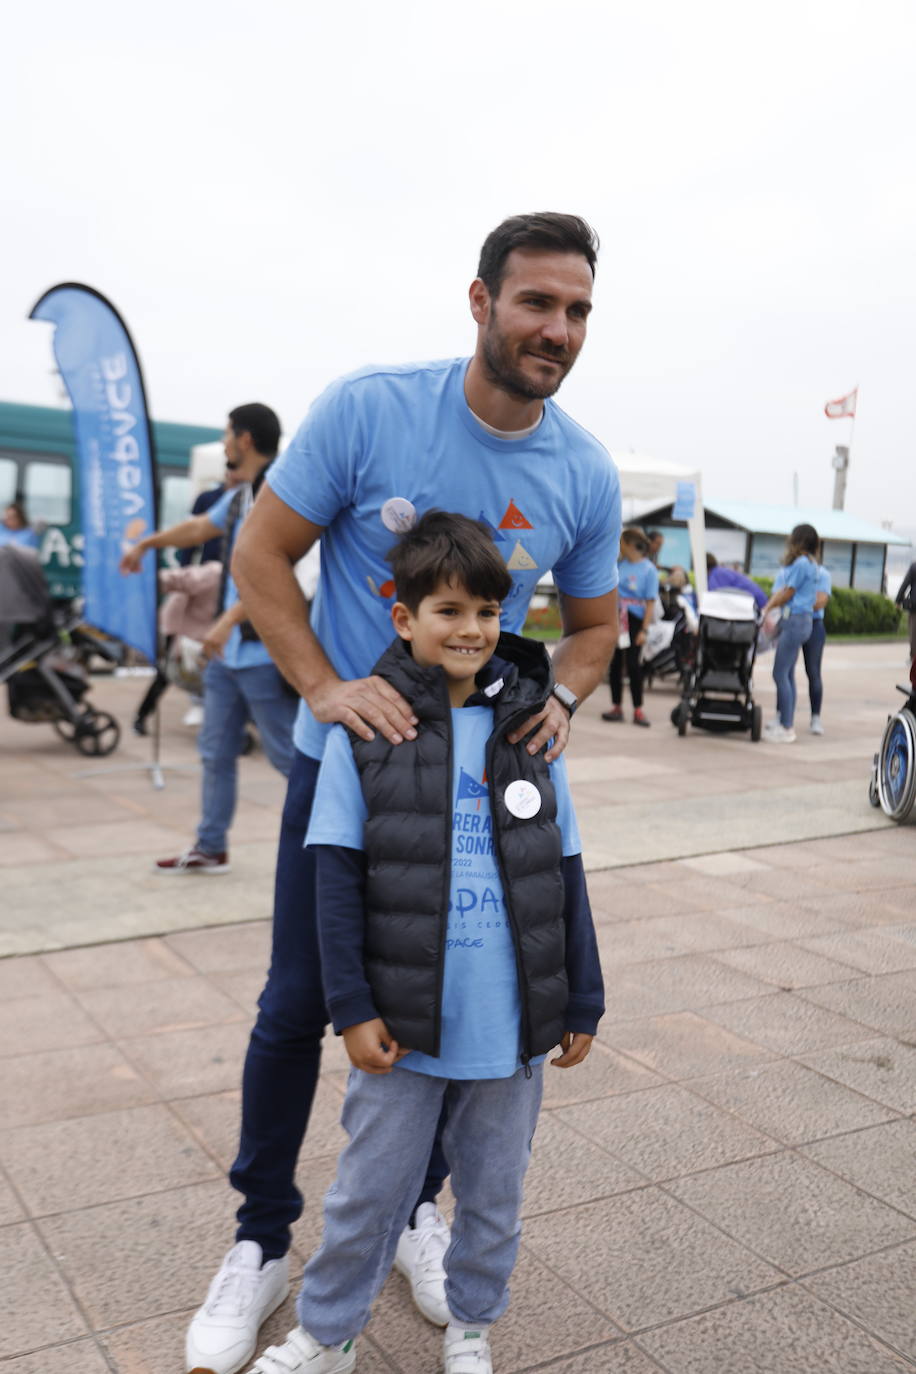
[507,696,571,763]
[310,674,418,746]
[551,1031,594,1069]
[342,1017,409,1074]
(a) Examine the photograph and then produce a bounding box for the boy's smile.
[392,579,502,708]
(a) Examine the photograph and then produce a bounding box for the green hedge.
[752,576,901,634]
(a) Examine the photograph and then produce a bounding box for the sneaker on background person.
[184,702,205,728]
[633,708,650,728]
[155,846,230,875]
[809,715,824,735]
[394,1202,451,1325]
[600,706,623,722]
[186,1241,289,1374]
[763,722,796,744]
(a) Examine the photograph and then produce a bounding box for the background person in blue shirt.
[120,403,296,872]
[245,511,603,1374]
[603,526,659,727]
[759,523,819,743]
[0,501,40,551]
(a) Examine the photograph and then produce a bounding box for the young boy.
[246,511,604,1374]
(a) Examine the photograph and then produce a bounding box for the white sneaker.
[246,1327,355,1373]
[763,723,796,744]
[394,1201,451,1326]
[186,1241,289,1374]
[810,716,824,735]
[444,1324,493,1373]
[184,703,204,727]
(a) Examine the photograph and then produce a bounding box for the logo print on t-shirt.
[498,500,534,531]
[505,540,538,572]
[457,767,488,806]
[366,574,396,600]
[478,511,507,543]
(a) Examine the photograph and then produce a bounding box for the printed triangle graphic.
[506,540,538,572]
[479,511,506,542]
[498,499,533,530]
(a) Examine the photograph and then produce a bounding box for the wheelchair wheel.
[877,709,916,822]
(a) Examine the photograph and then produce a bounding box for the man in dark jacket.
[244,513,603,1374]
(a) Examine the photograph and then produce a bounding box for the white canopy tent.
[614,452,708,599]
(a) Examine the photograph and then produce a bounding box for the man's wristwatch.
[551,683,578,717]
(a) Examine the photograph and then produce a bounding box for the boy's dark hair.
[228,403,281,458]
[388,510,513,612]
[477,212,599,298]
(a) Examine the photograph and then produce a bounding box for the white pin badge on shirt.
[504,779,541,819]
[380,498,417,533]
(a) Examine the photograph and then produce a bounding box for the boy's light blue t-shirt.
[206,487,273,670]
[267,358,621,760]
[617,555,659,616]
[813,565,832,620]
[306,708,581,1080]
[783,555,817,616]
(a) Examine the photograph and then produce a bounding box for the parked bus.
[0,400,222,599]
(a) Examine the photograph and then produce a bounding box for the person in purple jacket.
[705,553,767,611]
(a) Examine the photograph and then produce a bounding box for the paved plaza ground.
[1,640,915,1372]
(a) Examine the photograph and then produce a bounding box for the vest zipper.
[485,721,534,1071]
[433,677,454,1059]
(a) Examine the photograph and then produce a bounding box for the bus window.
[24,461,72,525]
[0,457,17,506]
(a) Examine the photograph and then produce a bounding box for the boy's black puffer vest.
[349,632,567,1061]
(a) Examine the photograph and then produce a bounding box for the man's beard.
[481,318,573,402]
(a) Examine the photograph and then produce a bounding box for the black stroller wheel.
[676,700,689,737]
[877,709,916,822]
[74,710,121,758]
[53,716,80,743]
[751,705,763,742]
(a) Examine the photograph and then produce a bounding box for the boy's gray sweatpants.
[296,1062,544,1345]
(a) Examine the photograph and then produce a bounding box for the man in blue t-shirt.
[185,213,621,1374]
[120,403,296,873]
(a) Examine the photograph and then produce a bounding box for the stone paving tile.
[592,881,711,922]
[640,1282,916,1373]
[801,1119,916,1217]
[210,966,270,1013]
[668,1152,916,1276]
[0,833,66,866]
[601,954,775,1023]
[800,929,916,976]
[804,1240,916,1363]
[542,1040,662,1108]
[73,975,247,1039]
[560,1083,775,1181]
[43,818,188,859]
[796,890,914,929]
[41,936,195,989]
[680,851,770,876]
[1,1342,112,1373]
[0,1041,158,1129]
[521,1188,780,1332]
[0,1104,220,1215]
[0,1221,90,1357]
[800,970,916,1040]
[0,1167,25,1224]
[798,1036,916,1114]
[37,1179,238,1330]
[702,991,877,1055]
[710,939,862,989]
[685,1060,899,1146]
[165,918,272,974]
[0,953,58,1000]
[713,899,853,940]
[525,1344,665,1373]
[173,1077,346,1172]
[119,1020,251,1099]
[523,1110,647,1216]
[602,1011,774,1081]
[0,989,106,1057]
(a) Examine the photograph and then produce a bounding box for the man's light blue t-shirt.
[783,555,818,616]
[306,708,581,1080]
[0,526,40,550]
[267,358,621,760]
[206,488,273,670]
[814,565,832,620]
[617,556,659,618]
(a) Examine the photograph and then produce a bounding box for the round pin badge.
[504,779,541,819]
[380,497,417,534]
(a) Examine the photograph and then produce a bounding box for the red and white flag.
[824,387,858,420]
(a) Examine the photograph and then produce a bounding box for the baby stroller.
[674,588,762,740]
[643,584,696,688]
[0,545,122,756]
[868,666,916,821]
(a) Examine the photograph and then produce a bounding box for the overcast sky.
[3,0,914,534]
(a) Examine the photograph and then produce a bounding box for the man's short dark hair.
[228,403,281,458]
[477,213,599,298]
[706,552,718,570]
[388,510,513,613]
